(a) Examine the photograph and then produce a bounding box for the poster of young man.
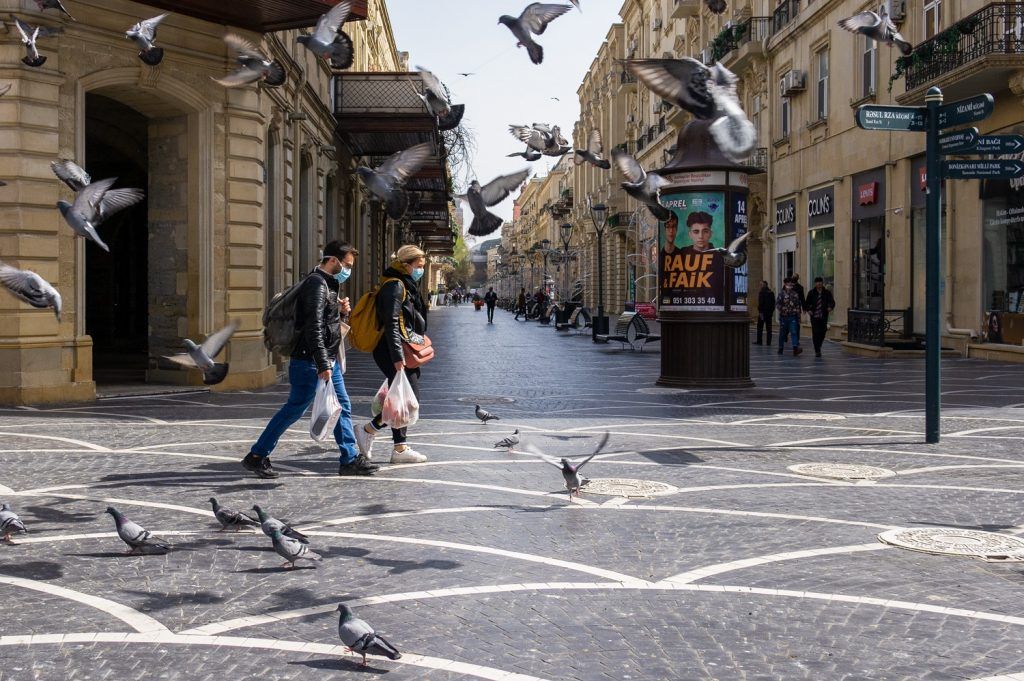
[659,191,726,311]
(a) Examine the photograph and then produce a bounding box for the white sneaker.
[355,424,376,461]
[390,446,427,464]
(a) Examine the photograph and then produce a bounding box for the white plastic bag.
[310,376,342,441]
[371,379,389,418]
[381,370,419,429]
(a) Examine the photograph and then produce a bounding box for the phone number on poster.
[671,297,717,305]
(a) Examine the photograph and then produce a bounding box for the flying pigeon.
[11,15,62,68]
[574,129,611,169]
[33,0,74,20]
[252,505,309,544]
[611,150,671,221]
[270,528,321,569]
[507,147,542,161]
[498,3,573,65]
[461,169,530,237]
[0,503,28,543]
[715,231,750,268]
[56,177,145,252]
[297,0,354,70]
[457,72,474,77]
[493,429,520,452]
[705,64,758,162]
[126,13,168,66]
[105,506,170,554]
[705,0,727,14]
[0,262,61,321]
[475,404,500,424]
[411,65,465,131]
[0,83,12,97]
[209,498,259,532]
[214,34,286,88]
[527,432,610,500]
[50,159,90,192]
[356,142,432,220]
[569,0,581,9]
[838,6,912,55]
[162,320,239,385]
[337,603,402,665]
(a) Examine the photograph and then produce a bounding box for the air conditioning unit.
[651,17,663,31]
[780,69,806,96]
[888,0,906,22]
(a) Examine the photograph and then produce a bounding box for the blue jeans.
[778,315,800,349]
[251,359,357,464]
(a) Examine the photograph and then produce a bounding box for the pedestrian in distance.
[792,272,806,310]
[755,280,774,345]
[776,276,803,357]
[484,286,498,324]
[804,276,836,358]
[243,242,378,478]
[514,287,527,321]
[356,245,430,464]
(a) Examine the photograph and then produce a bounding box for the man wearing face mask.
[242,241,378,478]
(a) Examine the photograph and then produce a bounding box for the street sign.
[942,159,1024,179]
[937,94,994,128]
[973,135,1024,155]
[856,105,926,131]
[937,127,978,153]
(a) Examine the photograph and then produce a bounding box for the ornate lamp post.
[540,238,551,297]
[558,222,576,325]
[588,198,609,340]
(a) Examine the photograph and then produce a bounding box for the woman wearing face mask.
[356,245,430,464]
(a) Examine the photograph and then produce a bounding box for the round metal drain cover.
[788,463,896,481]
[456,396,516,404]
[878,528,1024,561]
[583,478,678,498]
[636,387,690,395]
[776,413,846,421]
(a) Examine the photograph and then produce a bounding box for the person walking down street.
[777,277,803,357]
[755,280,774,345]
[484,286,498,324]
[356,245,429,465]
[804,276,836,358]
[514,288,527,321]
[242,242,378,479]
[792,273,806,310]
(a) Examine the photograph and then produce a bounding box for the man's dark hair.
[686,211,713,228]
[814,276,824,283]
[665,213,678,227]
[783,276,792,284]
[322,241,358,262]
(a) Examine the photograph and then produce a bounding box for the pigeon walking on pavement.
[475,404,500,424]
[270,528,321,569]
[0,503,28,543]
[461,169,530,237]
[337,603,402,665]
[498,3,573,65]
[252,505,309,544]
[356,143,432,220]
[33,0,74,20]
[0,262,61,321]
[838,5,912,55]
[126,13,168,66]
[611,151,670,221]
[209,498,259,532]
[213,34,286,88]
[162,320,239,385]
[527,432,610,501]
[56,175,145,252]
[493,429,520,452]
[11,15,61,68]
[297,0,354,70]
[105,506,170,554]
[574,129,611,169]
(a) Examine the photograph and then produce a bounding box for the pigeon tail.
[285,527,310,544]
[436,103,465,132]
[202,362,230,386]
[709,116,757,162]
[896,38,913,56]
[138,47,164,66]
[468,210,503,237]
[264,61,287,87]
[365,635,401,660]
[525,39,543,65]
[22,55,46,68]
[647,203,671,222]
[705,0,727,13]
[594,159,611,170]
[330,32,354,70]
[385,190,409,220]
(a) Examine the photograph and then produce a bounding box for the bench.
[539,304,557,325]
[596,312,661,351]
[556,306,592,332]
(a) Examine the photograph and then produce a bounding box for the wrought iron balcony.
[745,147,769,170]
[138,0,366,32]
[847,309,912,346]
[772,0,800,34]
[711,17,772,67]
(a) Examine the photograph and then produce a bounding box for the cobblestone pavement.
[3,306,1024,680]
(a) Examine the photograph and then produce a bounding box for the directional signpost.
[855,104,926,131]
[937,128,978,153]
[971,135,1024,155]
[942,159,1024,179]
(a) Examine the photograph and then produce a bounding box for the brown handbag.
[403,335,434,368]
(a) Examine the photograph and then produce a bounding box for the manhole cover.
[456,396,517,404]
[636,387,690,395]
[583,478,678,498]
[776,413,846,421]
[878,528,1024,561]
[788,463,896,481]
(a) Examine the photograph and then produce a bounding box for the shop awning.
[136,0,367,32]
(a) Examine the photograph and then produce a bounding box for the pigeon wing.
[213,66,262,88]
[838,11,881,32]
[164,353,197,368]
[509,124,545,148]
[51,159,91,191]
[199,319,239,358]
[519,3,572,35]
[97,188,145,221]
[376,142,432,185]
[588,128,604,155]
[313,0,352,43]
[628,58,716,119]
[224,33,267,62]
[612,150,647,184]
[415,65,447,101]
[575,431,611,471]
[0,265,45,306]
[11,16,33,44]
[479,169,530,206]
[726,230,750,254]
[136,13,168,41]
[70,178,117,221]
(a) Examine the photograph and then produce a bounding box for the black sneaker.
[338,455,380,476]
[242,452,279,479]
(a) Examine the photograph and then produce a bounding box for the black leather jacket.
[375,267,427,364]
[290,268,341,373]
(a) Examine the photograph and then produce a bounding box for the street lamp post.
[559,222,577,326]
[588,198,609,340]
[540,238,551,298]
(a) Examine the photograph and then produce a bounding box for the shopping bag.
[310,375,343,441]
[371,378,389,418]
[381,370,419,429]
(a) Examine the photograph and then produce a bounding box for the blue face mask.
[334,266,351,284]
[411,267,425,282]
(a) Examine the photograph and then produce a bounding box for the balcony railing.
[847,309,912,346]
[709,17,772,62]
[902,3,1023,91]
[772,0,800,33]
[745,147,769,170]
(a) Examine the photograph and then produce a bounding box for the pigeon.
[509,124,571,157]
[838,6,912,55]
[498,3,573,65]
[461,169,530,237]
[252,504,309,544]
[356,142,432,220]
[611,150,671,221]
[411,65,465,131]
[56,177,145,252]
[214,34,286,88]
[337,603,402,665]
[705,64,758,162]
[475,404,500,424]
[715,231,750,268]
[209,498,259,532]
[50,159,90,192]
[0,83,12,97]
[33,0,74,21]
[569,0,581,9]
[11,15,62,68]
[528,432,610,500]
[507,147,542,161]
[270,528,321,569]
[0,262,61,321]
[457,72,474,77]
[162,320,239,386]
[296,0,354,70]
[105,506,170,554]
[493,429,520,452]
[705,0,727,14]
[0,503,28,543]
[574,129,611,169]
[126,13,168,66]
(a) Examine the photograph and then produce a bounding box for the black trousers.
[756,314,772,345]
[811,318,829,353]
[486,304,496,322]
[370,342,421,444]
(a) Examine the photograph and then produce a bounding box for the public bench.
[596,312,661,351]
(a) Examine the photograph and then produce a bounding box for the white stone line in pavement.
[0,483,13,494]
[0,633,555,681]
[33,407,169,424]
[658,543,889,585]
[968,675,1024,681]
[2,432,111,452]
[777,445,1024,466]
[0,576,168,633]
[13,530,204,544]
[338,475,601,506]
[897,464,1024,476]
[873,483,1024,496]
[621,504,898,531]
[766,435,922,448]
[947,426,1024,437]
[12,490,217,518]
[295,506,513,532]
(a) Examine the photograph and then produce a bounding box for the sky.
[387,0,624,247]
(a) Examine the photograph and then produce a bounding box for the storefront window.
[983,193,1024,314]
[809,227,834,290]
[853,217,884,310]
